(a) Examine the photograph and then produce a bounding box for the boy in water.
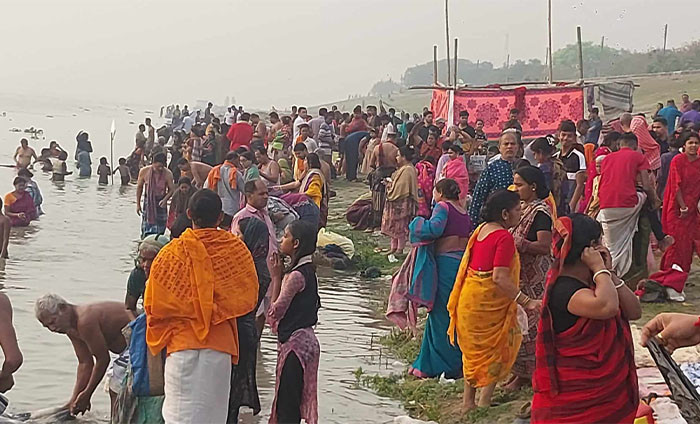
[51,151,72,182]
[113,158,130,185]
[97,157,111,185]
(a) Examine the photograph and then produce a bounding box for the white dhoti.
[597,192,646,276]
[162,349,231,424]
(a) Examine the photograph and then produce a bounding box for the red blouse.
[468,229,515,271]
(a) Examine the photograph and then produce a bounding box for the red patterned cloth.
[431,87,584,139]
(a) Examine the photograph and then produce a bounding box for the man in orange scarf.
[145,189,258,423]
[204,151,245,230]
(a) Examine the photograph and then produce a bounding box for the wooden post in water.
[433,45,438,86]
[453,38,458,87]
[577,26,584,80]
[547,0,553,83]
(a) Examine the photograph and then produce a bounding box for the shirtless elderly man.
[14,138,37,169]
[35,294,131,417]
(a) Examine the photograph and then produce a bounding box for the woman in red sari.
[4,177,38,227]
[532,214,641,423]
[660,131,700,285]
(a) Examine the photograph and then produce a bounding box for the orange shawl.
[145,228,258,360]
[206,160,238,190]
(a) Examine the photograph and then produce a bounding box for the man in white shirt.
[224,107,236,126]
[182,114,195,134]
[293,106,309,141]
[297,123,318,153]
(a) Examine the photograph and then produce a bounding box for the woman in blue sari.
[407,178,471,378]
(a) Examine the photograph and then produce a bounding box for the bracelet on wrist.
[680,206,689,212]
[614,280,626,289]
[593,269,612,282]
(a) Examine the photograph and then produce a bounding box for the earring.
[532,187,536,191]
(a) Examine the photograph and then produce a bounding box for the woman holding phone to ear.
[531,214,641,424]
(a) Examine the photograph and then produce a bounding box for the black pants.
[639,189,665,241]
[276,352,303,424]
[344,138,359,181]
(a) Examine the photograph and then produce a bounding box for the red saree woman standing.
[660,132,700,286]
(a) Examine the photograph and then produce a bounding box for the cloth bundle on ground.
[267,196,299,241]
[317,228,354,259]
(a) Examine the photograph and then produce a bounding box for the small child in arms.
[97,157,111,185]
[51,151,72,182]
[113,157,130,186]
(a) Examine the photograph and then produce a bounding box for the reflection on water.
[0,106,405,423]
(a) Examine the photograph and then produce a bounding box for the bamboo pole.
[433,45,438,86]
[663,24,668,53]
[445,0,451,85]
[577,26,584,80]
[547,0,553,83]
[453,38,458,88]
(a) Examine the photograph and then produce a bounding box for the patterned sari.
[447,224,522,387]
[509,200,552,378]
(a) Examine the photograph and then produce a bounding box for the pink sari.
[442,158,470,204]
[416,160,435,218]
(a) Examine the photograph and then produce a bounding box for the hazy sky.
[2,0,698,109]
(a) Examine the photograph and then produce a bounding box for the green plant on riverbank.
[354,366,532,424]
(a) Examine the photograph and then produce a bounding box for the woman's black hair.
[563,214,602,265]
[178,176,193,186]
[680,130,700,146]
[187,189,221,228]
[447,144,463,155]
[435,178,460,200]
[286,220,318,269]
[529,136,555,155]
[306,153,321,169]
[240,151,254,162]
[515,166,550,200]
[481,189,520,223]
[399,145,415,162]
[601,131,622,148]
[13,177,25,186]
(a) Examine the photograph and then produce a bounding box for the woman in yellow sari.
[278,153,329,228]
[447,189,540,411]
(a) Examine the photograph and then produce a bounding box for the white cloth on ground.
[162,349,231,424]
[597,191,646,276]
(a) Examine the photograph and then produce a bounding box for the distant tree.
[370,79,403,96]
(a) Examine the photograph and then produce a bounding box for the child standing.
[268,220,320,424]
[97,157,111,185]
[113,158,130,185]
[51,151,72,182]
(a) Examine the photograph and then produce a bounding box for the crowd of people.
[0,93,699,424]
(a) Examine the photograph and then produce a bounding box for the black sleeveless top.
[278,262,321,343]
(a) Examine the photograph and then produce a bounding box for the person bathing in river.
[51,151,72,182]
[76,150,92,177]
[4,177,38,227]
[0,199,11,258]
[166,176,197,230]
[0,293,22,393]
[14,138,37,169]
[176,157,212,188]
[18,168,43,217]
[35,294,132,419]
[97,157,111,185]
[113,157,130,185]
[136,153,175,238]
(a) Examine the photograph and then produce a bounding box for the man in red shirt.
[597,132,658,276]
[226,112,254,151]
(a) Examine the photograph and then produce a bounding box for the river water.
[0,96,405,423]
